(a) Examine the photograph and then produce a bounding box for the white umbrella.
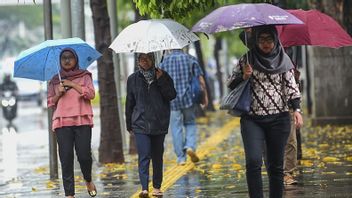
[109,19,199,53]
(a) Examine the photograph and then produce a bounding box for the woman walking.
[47,48,97,198]
[227,25,303,198]
[126,53,176,197]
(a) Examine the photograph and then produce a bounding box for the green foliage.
[223,31,248,58]
[117,0,135,30]
[0,5,43,27]
[0,4,60,29]
[286,0,309,9]
[133,0,216,21]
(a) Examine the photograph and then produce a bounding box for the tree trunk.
[214,38,224,98]
[343,0,352,35]
[194,40,215,112]
[90,0,124,163]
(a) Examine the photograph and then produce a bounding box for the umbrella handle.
[58,72,62,82]
[160,50,165,63]
[245,32,249,64]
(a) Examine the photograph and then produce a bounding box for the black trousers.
[240,112,291,198]
[56,125,93,196]
[134,133,166,191]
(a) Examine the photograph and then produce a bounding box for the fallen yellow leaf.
[318,144,329,149]
[317,162,325,168]
[322,157,339,162]
[300,160,314,167]
[34,166,48,174]
[212,164,222,169]
[46,181,56,189]
[232,163,242,171]
[195,188,202,193]
[321,171,336,175]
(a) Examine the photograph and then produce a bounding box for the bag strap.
[190,59,196,77]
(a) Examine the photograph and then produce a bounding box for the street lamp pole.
[43,0,58,180]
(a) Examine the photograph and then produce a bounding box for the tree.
[90,0,125,163]
[343,0,352,35]
[133,0,215,20]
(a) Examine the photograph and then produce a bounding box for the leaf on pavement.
[300,160,314,167]
[322,157,339,162]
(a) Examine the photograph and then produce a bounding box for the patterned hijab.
[138,53,156,84]
[248,25,293,74]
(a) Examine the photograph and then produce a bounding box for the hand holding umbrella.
[242,63,253,80]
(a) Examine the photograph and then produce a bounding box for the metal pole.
[107,0,126,149]
[60,0,72,38]
[44,0,58,180]
[71,0,85,40]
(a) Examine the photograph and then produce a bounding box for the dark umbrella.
[276,9,352,48]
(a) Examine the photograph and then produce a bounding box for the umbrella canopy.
[109,19,199,53]
[277,9,352,48]
[192,3,303,34]
[14,37,101,81]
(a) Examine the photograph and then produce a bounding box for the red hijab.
[50,48,91,85]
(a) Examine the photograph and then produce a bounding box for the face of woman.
[60,50,77,71]
[257,33,275,54]
[138,54,153,71]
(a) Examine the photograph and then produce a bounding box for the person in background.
[283,47,303,185]
[0,74,19,119]
[125,53,176,197]
[47,48,97,198]
[227,25,303,198]
[160,49,208,165]
[0,74,18,94]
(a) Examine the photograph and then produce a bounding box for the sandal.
[86,182,97,197]
[152,189,163,197]
[139,190,149,198]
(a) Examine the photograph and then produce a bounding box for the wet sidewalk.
[163,123,352,197]
[0,109,352,197]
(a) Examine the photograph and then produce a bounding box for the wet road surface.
[0,102,351,197]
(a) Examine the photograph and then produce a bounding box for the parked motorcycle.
[1,90,17,123]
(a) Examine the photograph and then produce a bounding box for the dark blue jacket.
[125,70,176,135]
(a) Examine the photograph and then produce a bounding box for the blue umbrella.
[14,37,102,81]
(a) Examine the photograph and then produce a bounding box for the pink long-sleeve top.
[47,74,95,131]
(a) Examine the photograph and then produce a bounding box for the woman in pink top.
[47,48,97,198]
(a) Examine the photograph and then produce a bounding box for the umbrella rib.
[43,48,52,81]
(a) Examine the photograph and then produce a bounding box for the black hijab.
[248,25,293,74]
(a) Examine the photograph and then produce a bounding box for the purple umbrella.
[192,3,303,34]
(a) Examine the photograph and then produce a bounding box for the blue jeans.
[240,112,290,198]
[134,133,166,191]
[170,105,197,163]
